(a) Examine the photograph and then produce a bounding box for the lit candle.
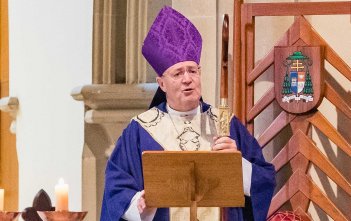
[0,189,4,211]
[55,178,69,211]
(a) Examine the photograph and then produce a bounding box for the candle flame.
[58,178,65,185]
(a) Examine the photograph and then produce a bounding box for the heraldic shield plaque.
[274,46,324,114]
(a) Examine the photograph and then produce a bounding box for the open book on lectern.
[142,151,245,208]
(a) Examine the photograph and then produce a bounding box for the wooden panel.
[289,114,311,135]
[324,47,351,82]
[233,0,242,119]
[298,132,351,195]
[296,17,351,82]
[142,151,244,207]
[294,207,312,221]
[268,170,301,216]
[246,14,255,134]
[324,82,351,120]
[247,87,275,122]
[290,192,309,214]
[308,111,351,157]
[0,0,18,211]
[269,170,348,220]
[237,1,351,219]
[247,50,274,85]
[240,4,254,124]
[249,2,351,16]
[257,111,296,148]
[290,153,309,174]
[271,132,299,172]
[302,175,348,221]
[271,129,351,196]
[288,162,309,212]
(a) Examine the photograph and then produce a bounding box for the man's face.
[157,61,202,111]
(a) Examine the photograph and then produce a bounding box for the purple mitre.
[142,6,202,76]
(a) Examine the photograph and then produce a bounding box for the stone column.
[126,0,147,84]
[126,0,171,83]
[92,0,127,84]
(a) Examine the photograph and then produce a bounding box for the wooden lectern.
[142,151,245,221]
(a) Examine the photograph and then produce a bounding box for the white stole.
[134,106,221,221]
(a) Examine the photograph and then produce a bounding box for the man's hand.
[137,190,147,214]
[212,136,238,152]
[137,190,156,221]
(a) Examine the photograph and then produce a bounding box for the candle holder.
[37,211,87,221]
[0,211,21,221]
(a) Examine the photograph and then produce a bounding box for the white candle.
[55,178,69,211]
[0,189,4,211]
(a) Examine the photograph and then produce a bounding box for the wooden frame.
[232,1,351,220]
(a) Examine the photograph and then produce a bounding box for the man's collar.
[166,104,200,117]
[156,101,210,113]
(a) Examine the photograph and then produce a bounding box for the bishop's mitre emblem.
[274,46,324,114]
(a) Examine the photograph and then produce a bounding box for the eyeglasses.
[163,66,201,81]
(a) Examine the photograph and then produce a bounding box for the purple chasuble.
[100,102,276,221]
